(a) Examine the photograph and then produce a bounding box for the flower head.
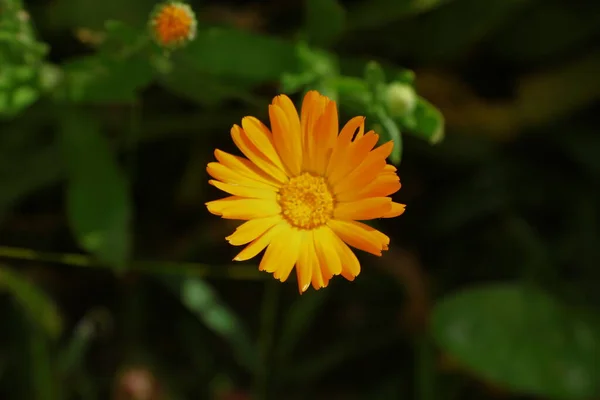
[206,91,405,293]
[149,1,196,48]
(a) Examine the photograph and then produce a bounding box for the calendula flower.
[149,1,196,48]
[206,91,405,293]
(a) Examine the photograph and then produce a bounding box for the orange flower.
[149,1,196,48]
[206,91,405,293]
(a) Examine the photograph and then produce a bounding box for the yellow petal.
[327,220,389,256]
[259,223,301,275]
[306,231,327,290]
[382,202,406,218]
[329,231,361,280]
[233,221,283,261]
[230,125,288,184]
[313,226,342,276]
[334,197,392,220]
[226,215,282,246]
[209,180,277,200]
[295,230,313,293]
[206,196,281,220]
[272,225,303,282]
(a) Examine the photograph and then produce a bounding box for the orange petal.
[207,162,278,191]
[311,101,338,175]
[352,172,401,200]
[209,180,277,200]
[300,91,329,171]
[206,196,281,220]
[333,141,394,198]
[382,202,406,218]
[272,95,302,170]
[225,215,282,246]
[328,131,379,186]
[231,125,288,184]
[327,220,389,256]
[334,197,392,220]
[269,104,302,176]
[213,149,281,188]
[326,116,365,175]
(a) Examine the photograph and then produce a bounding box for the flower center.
[278,172,335,229]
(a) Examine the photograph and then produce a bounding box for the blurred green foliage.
[0,0,599,399]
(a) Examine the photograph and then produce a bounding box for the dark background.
[0,0,599,399]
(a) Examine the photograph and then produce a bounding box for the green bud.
[385,82,416,117]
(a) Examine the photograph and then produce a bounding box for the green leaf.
[60,112,132,270]
[163,277,257,371]
[375,107,403,164]
[346,0,453,31]
[400,96,445,144]
[0,118,63,222]
[432,284,600,399]
[364,61,387,105]
[59,54,154,104]
[179,27,297,85]
[305,0,346,47]
[0,264,62,338]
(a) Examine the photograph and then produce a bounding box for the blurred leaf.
[276,289,330,363]
[347,0,454,31]
[59,54,154,104]
[401,96,445,144]
[57,309,112,376]
[159,61,263,107]
[28,325,60,400]
[60,112,132,270]
[305,0,346,47]
[0,264,62,338]
[0,118,63,219]
[364,61,386,105]
[178,27,297,85]
[164,277,257,371]
[432,284,600,399]
[46,0,153,30]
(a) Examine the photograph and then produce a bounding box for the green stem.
[254,280,281,400]
[0,245,265,280]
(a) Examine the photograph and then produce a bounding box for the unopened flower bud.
[385,82,416,117]
[149,1,196,48]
